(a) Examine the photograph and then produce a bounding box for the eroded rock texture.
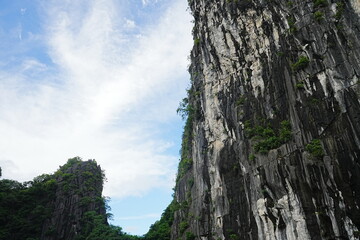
[41,160,105,240]
[172,0,360,239]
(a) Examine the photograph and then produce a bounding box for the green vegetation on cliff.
[75,211,141,240]
[0,158,143,240]
[143,200,177,240]
[0,174,57,239]
[245,119,292,154]
[0,157,176,240]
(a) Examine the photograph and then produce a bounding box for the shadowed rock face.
[41,160,105,240]
[172,0,360,239]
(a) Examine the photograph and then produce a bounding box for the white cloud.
[142,0,159,6]
[124,18,136,29]
[21,58,47,72]
[117,213,160,220]
[17,23,23,40]
[20,8,27,15]
[0,0,192,199]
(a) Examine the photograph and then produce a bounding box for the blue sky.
[0,0,192,235]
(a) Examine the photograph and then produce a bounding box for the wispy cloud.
[124,18,136,29]
[21,8,27,15]
[17,23,23,40]
[142,0,160,6]
[0,0,192,198]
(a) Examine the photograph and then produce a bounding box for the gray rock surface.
[172,0,360,239]
[41,160,105,240]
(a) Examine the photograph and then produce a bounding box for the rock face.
[172,0,360,239]
[41,159,106,240]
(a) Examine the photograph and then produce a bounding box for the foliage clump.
[245,120,292,154]
[0,171,57,239]
[230,234,239,240]
[306,139,325,159]
[313,0,327,8]
[186,232,196,240]
[291,56,310,71]
[314,11,324,22]
[58,156,83,172]
[287,16,297,33]
[179,221,189,234]
[177,96,194,161]
[236,96,246,106]
[335,2,345,20]
[143,200,178,240]
[178,158,193,180]
[75,210,141,240]
[176,86,200,182]
[296,81,305,89]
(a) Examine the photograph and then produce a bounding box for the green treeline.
[0,176,56,239]
[0,158,175,240]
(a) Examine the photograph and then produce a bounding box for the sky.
[0,0,193,235]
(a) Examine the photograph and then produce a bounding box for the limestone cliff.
[41,158,106,240]
[172,0,360,239]
[0,158,107,240]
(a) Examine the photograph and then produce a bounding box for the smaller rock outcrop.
[0,157,109,240]
[41,157,106,240]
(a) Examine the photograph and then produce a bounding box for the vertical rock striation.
[172,0,360,239]
[0,158,107,239]
[41,159,106,240]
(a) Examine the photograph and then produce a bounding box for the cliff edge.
[172,0,360,239]
[0,158,108,240]
[41,158,106,240]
